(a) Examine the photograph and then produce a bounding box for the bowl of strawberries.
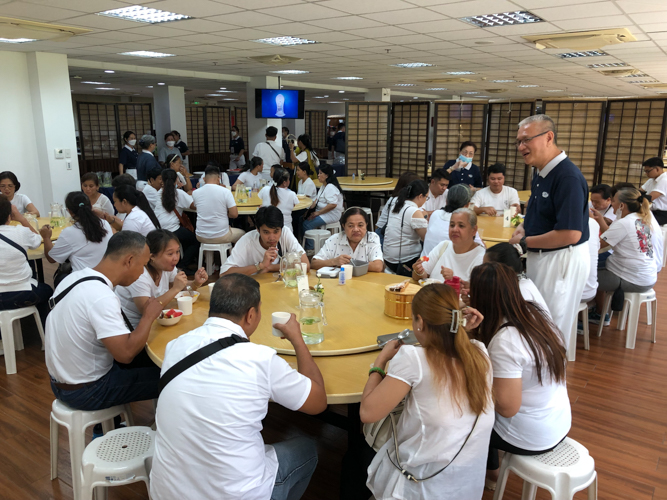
[157,309,184,326]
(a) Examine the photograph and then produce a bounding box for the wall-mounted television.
[255,89,305,119]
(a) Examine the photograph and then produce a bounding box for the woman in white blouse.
[232,157,264,190]
[101,184,160,237]
[0,171,39,216]
[296,162,317,198]
[302,164,344,250]
[383,180,429,276]
[361,284,493,499]
[469,262,570,488]
[116,229,207,328]
[422,183,474,256]
[376,172,420,245]
[81,173,114,217]
[258,167,298,229]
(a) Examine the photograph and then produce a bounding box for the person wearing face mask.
[119,131,139,178]
[229,125,246,170]
[172,130,190,172]
[443,141,483,192]
[158,133,182,166]
[136,135,160,191]
[641,157,667,225]
[470,163,521,217]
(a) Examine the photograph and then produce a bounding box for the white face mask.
[166,141,175,147]
[231,132,237,137]
[615,207,623,219]
[128,139,136,146]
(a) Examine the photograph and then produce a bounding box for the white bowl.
[157,309,183,326]
[176,290,200,303]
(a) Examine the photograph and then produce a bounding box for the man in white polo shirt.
[150,273,327,500]
[471,163,520,217]
[422,169,450,217]
[252,126,285,181]
[641,157,667,225]
[46,231,163,410]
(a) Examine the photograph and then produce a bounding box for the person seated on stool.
[422,168,450,218]
[413,209,485,283]
[589,184,616,227]
[46,231,163,411]
[81,173,114,217]
[116,229,207,328]
[375,171,421,245]
[302,164,344,250]
[104,185,160,237]
[0,195,52,328]
[143,166,163,210]
[165,154,193,195]
[232,157,264,190]
[258,167,299,229]
[470,163,520,217]
[193,164,243,246]
[312,207,384,272]
[221,206,308,277]
[589,188,659,326]
[469,262,570,490]
[296,162,317,198]
[0,171,39,216]
[641,156,667,225]
[150,274,327,500]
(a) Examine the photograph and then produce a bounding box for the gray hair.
[139,134,156,149]
[518,114,558,144]
[210,274,261,320]
[103,230,146,259]
[445,184,472,213]
[452,207,477,227]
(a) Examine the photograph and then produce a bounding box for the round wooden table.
[336,176,397,192]
[518,190,530,204]
[10,217,64,260]
[477,215,516,247]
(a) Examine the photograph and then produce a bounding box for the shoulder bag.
[174,206,195,233]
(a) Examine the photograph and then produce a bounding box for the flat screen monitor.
[255,89,305,119]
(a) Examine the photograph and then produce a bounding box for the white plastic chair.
[325,221,341,234]
[598,289,657,348]
[361,207,375,231]
[569,301,590,362]
[661,225,666,268]
[303,229,330,254]
[0,306,45,375]
[197,243,232,276]
[81,426,155,500]
[50,400,134,500]
[493,437,597,500]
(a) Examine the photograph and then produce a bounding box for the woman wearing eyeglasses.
[443,141,482,192]
[641,157,667,225]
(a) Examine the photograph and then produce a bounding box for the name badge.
[542,192,549,198]
[468,174,473,178]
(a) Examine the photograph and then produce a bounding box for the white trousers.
[526,242,590,362]
[230,156,246,170]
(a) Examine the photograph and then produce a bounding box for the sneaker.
[92,423,103,440]
[588,311,611,326]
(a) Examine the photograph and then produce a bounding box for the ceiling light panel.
[392,63,434,68]
[119,51,175,58]
[426,88,447,90]
[518,85,539,88]
[253,37,318,46]
[559,51,608,58]
[395,84,415,86]
[461,11,544,28]
[270,70,310,74]
[0,38,36,43]
[104,70,115,74]
[545,89,563,92]
[96,88,119,90]
[446,71,475,75]
[332,77,363,80]
[464,92,480,94]
[492,80,516,83]
[587,62,628,68]
[97,6,191,24]
[82,81,109,85]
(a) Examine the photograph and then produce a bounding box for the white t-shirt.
[642,171,667,211]
[488,325,571,451]
[45,269,131,384]
[314,183,344,224]
[154,189,194,232]
[150,317,311,500]
[588,201,616,223]
[422,240,485,282]
[422,209,484,257]
[143,184,160,210]
[297,178,317,198]
[313,232,383,264]
[10,193,32,214]
[237,171,262,190]
[258,186,299,227]
[221,172,230,188]
[122,206,156,237]
[582,218,600,302]
[252,140,285,176]
[471,186,520,215]
[221,227,304,274]
[422,188,447,213]
[192,183,237,239]
[601,213,658,287]
[116,267,178,328]
[519,277,550,316]
[367,343,494,500]
[383,201,428,264]
[48,220,113,272]
[92,194,114,216]
[377,197,396,230]
[0,225,41,292]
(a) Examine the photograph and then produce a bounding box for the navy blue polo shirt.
[443,159,483,188]
[175,140,189,156]
[118,147,138,170]
[524,155,589,248]
[230,136,245,155]
[136,151,160,181]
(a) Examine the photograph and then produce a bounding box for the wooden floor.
[1,260,666,499]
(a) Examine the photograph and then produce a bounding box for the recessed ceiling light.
[254,37,318,46]
[395,84,415,86]
[476,96,490,98]
[97,6,191,23]
[219,87,226,90]
[96,88,119,90]
[314,96,325,99]
[82,81,109,85]
[461,11,544,28]
[269,70,310,74]
[464,91,480,94]
[392,62,435,68]
[339,90,345,93]
[328,101,343,103]
[120,51,174,58]
[492,80,516,83]
[324,95,329,98]
[475,41,495,45]
[342,98,349,100]
[207,94,223,96]
[623,73,649,78]
[518,85,539,88]
[223,98,237,101]
[559,51,607,58]
[447,71,475,75]
[146,86,153,88]
[216,90,236,93]
[631,80,659,84]
[587,62,628,68]
[332,77,363,80]
[0,38,37,43]
[426,88,447,91]
[157,82,165,85]
[104,70,115,73]
[413,97,419,99]
[545,89,563,92]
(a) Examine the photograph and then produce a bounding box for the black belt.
[526,242,585,253]
[51,379,95,391]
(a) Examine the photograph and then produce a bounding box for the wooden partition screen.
[185,107,206,154]
[206,107,232,154]
[345,102,391,176]
[305,110,328,149]
[486,101,534,189]
[390,101,431,179]
[234,107,248,150]
[600,99,667,187]
[433,101,487,170]
[117,104,153,139]
[543,100,605,186]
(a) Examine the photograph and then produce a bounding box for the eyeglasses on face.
[514,130,549,148]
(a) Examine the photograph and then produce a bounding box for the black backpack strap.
[48,276,108,310]
[159,334,249,394]
[0,233,28,260]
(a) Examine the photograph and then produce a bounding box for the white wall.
[153,85,187,149]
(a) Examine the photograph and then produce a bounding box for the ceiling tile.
[427,0,523,18]
[363,8,448,24]
[24,0,126,12]
[307,16,385,30]
[0,0,83,21]
[316,0,415,15]
[206,11,280,27]
[629,11,667,24]
[343,26,416,38]
[533,2,622,21]
[261,3,346,22]
[211,0,305,9]
[616,0,667,14]
[62,13,150,30]
[175,19,237,33]
[142,0,243,17]
[398,18,473,34]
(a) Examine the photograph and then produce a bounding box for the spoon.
[185,285,195,297]
[378,329,411,348]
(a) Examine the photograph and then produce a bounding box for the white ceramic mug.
[342,264,354,280]
[177,296,193,315]
[272,312,291,337]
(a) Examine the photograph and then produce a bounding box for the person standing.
[282,126,291,159]
[641,157,667,225]
[158,132,183,166]
[252,126,285,181]
[172,130,190,172]
[331,124,346,161]
[118,131,138,178]
[136,135,160,190]
[509,114,590,358]
[443,141,483,192]
[229,125,246,170]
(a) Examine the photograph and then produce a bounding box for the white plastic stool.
[197,243,232,276]
[0,306,45,375]
[661,225,667,267]
[325,222,341,234]
[493,437,597,500]
[616,289,657,349]
[303,229,330,254]
[50,400,134,500]
[81,426,155,500]
[361,207,375,231]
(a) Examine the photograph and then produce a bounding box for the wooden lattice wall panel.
[305,110,328,149]
[433,102,487,170]
[345,102,390,176]
[543,100,604,186]
[206,107,232,154]
[77,103,118,160]
[235,107,248,152]
[117,104,153,140]
[390,102,431,179]
[185,107,206,154]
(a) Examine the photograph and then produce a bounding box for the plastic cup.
[272,312,291,337]
[342,264,354,280]
[208,283,215,297]
[177,296,193,315]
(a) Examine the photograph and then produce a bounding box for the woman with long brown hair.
[468,262,570,488]
[361,284,494,499]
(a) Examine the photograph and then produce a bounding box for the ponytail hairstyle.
[269,167,290,207]
[319,164,342,194]
[297,134,313,152]
[245,156,263,173]
[123,130,135,145]
[393,179,429,213]
[617,187,653,225]
[412,284,491,415]
[160,168,178,213]
[297,161,312,178]
[65,191,108,243]
[114,184,161,229]
[484,242,523,274]
[145,229,180,278]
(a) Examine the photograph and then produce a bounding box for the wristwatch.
[255,262,262,272]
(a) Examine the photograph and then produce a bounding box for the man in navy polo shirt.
[510,114,590,360]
